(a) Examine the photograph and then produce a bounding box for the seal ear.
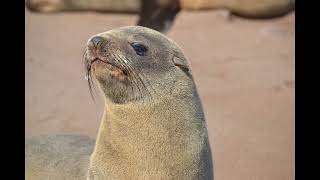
[172,56,189,72]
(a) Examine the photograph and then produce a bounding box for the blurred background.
[25,1,294,179]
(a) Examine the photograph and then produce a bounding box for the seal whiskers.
[83,48,97,102]
[111,53,149,103]
[26,26,214,180]
[112,52,156,103]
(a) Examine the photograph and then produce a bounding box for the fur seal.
[26,0,141,13]
[25,135,95,180]
[25,26,214,180]
[26,0,295,32]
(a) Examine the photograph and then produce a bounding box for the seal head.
[84,26,191,104]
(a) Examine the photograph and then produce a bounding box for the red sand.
[26,9,294,180]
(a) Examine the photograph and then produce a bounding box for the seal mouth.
[91,57,127,75]
[84,54,129,99]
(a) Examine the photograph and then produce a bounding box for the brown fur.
[25,135,95,180]
[181,0,295,17]
[26,0,294,32]
[26,0,141,13]
[84,26,213,180]
[25,26,213,179]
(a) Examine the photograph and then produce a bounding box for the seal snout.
[87,36,108,52]
[85,35,127,79]
[86,36,108,63]
[90,36,105,48]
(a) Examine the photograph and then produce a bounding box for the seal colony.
[26,0,295,32]
[25,26,214,180]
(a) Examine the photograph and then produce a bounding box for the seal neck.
[90,91,209,178]
[180,0,226,10]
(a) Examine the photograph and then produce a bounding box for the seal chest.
[84,26,214,180]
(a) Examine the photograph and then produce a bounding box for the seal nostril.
[91,36,104,47]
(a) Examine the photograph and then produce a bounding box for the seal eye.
[131,42,147,56]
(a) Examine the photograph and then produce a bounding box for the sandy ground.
[25,9,294,180]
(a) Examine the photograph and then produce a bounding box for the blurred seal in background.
[26,0,295,33]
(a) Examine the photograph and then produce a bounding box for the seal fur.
[25,26,214,180]
[84,25,213,180]
[26,0,295,32]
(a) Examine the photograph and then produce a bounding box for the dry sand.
[26,9,294,180]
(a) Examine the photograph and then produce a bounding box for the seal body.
[26,0,294,32]
[87,98,213,180]
[180,0,295,18]
[84,26,213,180]
[26,0,294,17]
[137,0,294,32]
[26,0,141,13]
[25,135,95,180]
